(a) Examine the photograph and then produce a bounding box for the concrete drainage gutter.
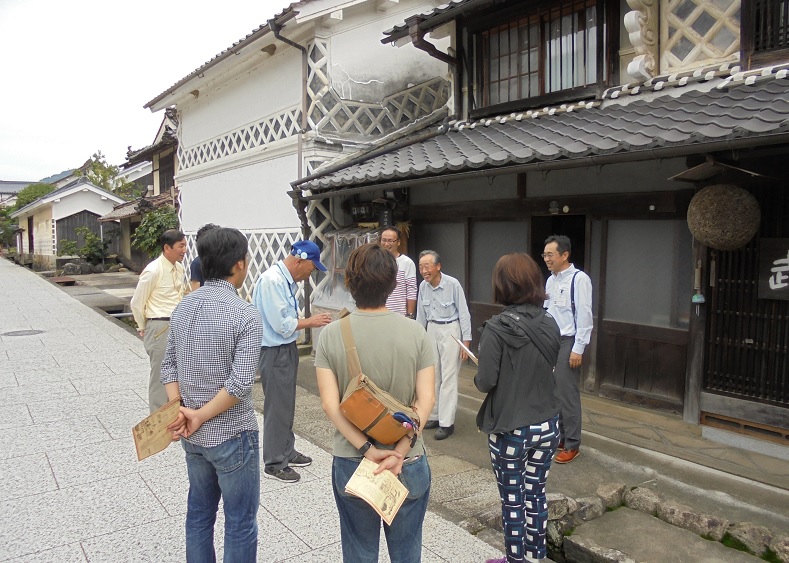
[542,484,789,562]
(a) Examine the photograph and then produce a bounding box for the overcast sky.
[0,0,288,182]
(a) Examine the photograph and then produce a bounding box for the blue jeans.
[488,416,559,562]
[332,454,431,563]
[181,431,260,563]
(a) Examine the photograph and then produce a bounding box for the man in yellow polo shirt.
[130,229,187,412]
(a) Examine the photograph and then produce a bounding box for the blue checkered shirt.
[161,279,263,447]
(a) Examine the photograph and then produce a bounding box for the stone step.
[565,508,762,563]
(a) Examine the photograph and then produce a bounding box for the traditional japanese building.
[292,0,789,445]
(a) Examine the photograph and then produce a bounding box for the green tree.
[132,205,179,257]
[58,227,115,265]
[14,183,55,209]
[81,151,141,200]
[0,207,17,248]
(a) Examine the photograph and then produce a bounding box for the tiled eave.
[98,191,177,223]
[293,65,789,194]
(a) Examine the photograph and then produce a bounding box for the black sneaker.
[288,452,312,467]
[423,420,440,430]
[434,425,455,440]
[264,466,300,483]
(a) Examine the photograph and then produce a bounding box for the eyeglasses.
[541,252,559,258]
[381,238,399,244]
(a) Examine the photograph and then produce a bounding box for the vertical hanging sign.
[758,238,789,300]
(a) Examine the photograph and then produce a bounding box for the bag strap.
[570,270,580,334]
[501,310,554,365]
[340,315,363,382]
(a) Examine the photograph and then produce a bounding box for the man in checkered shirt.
[161,227,263,562]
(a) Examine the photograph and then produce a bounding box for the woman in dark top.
[475,253,561,563]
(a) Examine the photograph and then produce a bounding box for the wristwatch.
[358,441,373,455]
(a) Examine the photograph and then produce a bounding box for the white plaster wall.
[179,49,303,148]
[327,1,450,101]
[33,207,53,256]
[179,153,300,232]
[51,190,117,221]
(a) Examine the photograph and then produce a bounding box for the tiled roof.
[37,169,75,185]
[294,67,789,193]
[0,181,35,194]
[11,179,126,218]
[98,191,177,222]
[127,109,178,164]
[382,0,486,43]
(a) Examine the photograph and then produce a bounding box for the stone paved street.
[0,258,503,562]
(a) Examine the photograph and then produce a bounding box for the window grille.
[752,0,788,52]
[479,0,607,107]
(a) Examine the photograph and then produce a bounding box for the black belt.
[429,319,457,325]
[147,317,170,321]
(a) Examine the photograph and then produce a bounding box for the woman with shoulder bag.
[315,243,435,563]
[475,253,562,563]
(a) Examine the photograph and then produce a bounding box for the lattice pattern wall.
[307,39,450,139]
[183,228,305,307]
[178,107,302,171]
[662,0,741,71]
[303,158,343,296]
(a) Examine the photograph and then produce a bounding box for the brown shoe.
[555,449,580,464]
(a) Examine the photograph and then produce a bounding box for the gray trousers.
[260,342,299,471]
[143,319,170,413]
[555,336,583,450]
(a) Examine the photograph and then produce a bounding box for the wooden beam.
[409,190,693,221]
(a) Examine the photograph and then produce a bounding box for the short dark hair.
[198,228,248,281]
[492,253,548,306]
[380,226,401,240]
[345,243,397,308]
[196,223,220,242]
[419,250,441,265]
[544,235,571,256]
[160,229,185,250]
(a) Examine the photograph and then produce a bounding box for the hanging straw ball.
[686,184,760,250]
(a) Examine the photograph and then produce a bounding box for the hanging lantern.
[686,184,760,250]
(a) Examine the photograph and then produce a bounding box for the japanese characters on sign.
[758,239,789,301]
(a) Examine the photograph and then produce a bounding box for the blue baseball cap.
[291,240,327,272]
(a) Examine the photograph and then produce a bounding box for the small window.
[743,0,789,64]
[474,0,611,112]
[753,0,788,52]
[159,153,175,193]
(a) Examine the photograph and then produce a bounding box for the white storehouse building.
[143,0,450,301]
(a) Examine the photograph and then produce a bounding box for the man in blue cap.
[253,240,332,482]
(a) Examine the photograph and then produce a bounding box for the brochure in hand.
[132,396,181,461]
[344,458,409,525]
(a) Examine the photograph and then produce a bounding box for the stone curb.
[624,486,789,561]
[543,483,789,562]
[562,536,637,563]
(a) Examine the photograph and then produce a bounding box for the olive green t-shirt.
[314,310,435,458]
